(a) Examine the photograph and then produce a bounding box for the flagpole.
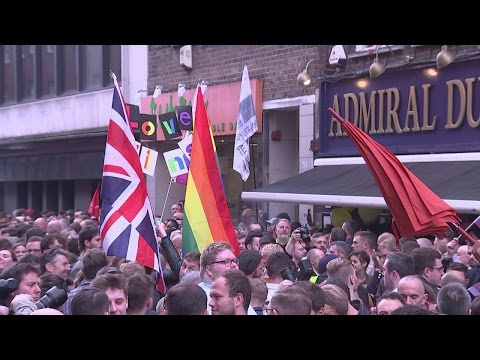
[250,141,258,220]
[160,178,174,221]
[456,215,480,241]
[448,222,477,246]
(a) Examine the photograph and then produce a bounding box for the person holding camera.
[264,251,297,304]
[285,236,307,270]
[0,262,41,313]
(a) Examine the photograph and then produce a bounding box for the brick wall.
[148,45,480,101]
[148,45,328,101]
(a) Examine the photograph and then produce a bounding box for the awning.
[242,153,480,214]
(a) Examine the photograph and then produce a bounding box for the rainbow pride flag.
[182,89,239,255]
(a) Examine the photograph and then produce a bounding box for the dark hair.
[82,248,108,280]
[39,248,69,275]
[390,304,436,315]
[377,291,406,305]
[385,252,414,278]
[126,274,155,313]
[447,261,468,275]
[25,227,46,241]
[38,273,65,297]
[165,283,207,315]
[265,252,295,279]
[293,281,325,312]
[71,288,109,315]
[342,220,359,237]
[322,277,350,301]
[0,262,40,289]
[330,227,347,242]
[245,230,263,249]
[223,270,251,312]
[78,226,99,252]
[411,247,441,274]
[41,232,67,252]
[67,237,80,256]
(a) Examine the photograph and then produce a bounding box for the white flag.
[139,146,159,176]
[233,65,258,181]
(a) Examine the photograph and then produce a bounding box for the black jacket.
[159,235,182,280]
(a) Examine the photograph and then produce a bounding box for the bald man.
[397,275,428,308]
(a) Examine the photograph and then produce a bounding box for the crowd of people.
[1,205,480,315]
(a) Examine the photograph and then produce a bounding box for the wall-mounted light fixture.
[297,59,318,87]
[177,84,186,97]
[153,85,163,98]
[436,45,455,69]
[369,45,414,79]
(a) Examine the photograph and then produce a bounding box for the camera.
[0,278,19,296]
[298,227,311,243]
[35,286,68,310]
[280,268,297,282]
[297,259,315,281]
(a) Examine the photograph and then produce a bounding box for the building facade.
[5,45,476,233]
[244,45,480,230]
[0,45,324,226]
[0,45,122,214]
[142,45,324,224]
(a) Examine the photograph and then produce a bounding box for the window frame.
[0,45,121,106]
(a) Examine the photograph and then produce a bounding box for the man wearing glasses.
[26,236,43,257]
[198,242,239,314]
[411,247,443,297]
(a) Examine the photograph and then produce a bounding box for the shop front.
[243,58,480,228]
[138,79,263,222]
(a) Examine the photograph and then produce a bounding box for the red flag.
[327,107,460,238]
[88,184,100,218]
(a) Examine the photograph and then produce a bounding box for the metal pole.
[457,215,480,241]
[160,179,174,221]
[250,141,258,219]
[449,222,477,246]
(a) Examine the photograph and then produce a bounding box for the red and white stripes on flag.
[100,72,165,293]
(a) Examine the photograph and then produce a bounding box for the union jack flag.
[100,72,165,293]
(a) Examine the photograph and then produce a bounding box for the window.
[61,45,78,93]
[20,45,35,100]
[41,45,55,98]
[82,45,103,90]
[3,45,15,103]
[108,45,121,83]
[0,45,121,105]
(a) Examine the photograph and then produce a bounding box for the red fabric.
[327,107,460,238]
[88,185,100,218]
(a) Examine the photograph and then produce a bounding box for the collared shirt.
[63,279,91,315]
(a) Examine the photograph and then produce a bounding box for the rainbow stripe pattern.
[182,89,239,255]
